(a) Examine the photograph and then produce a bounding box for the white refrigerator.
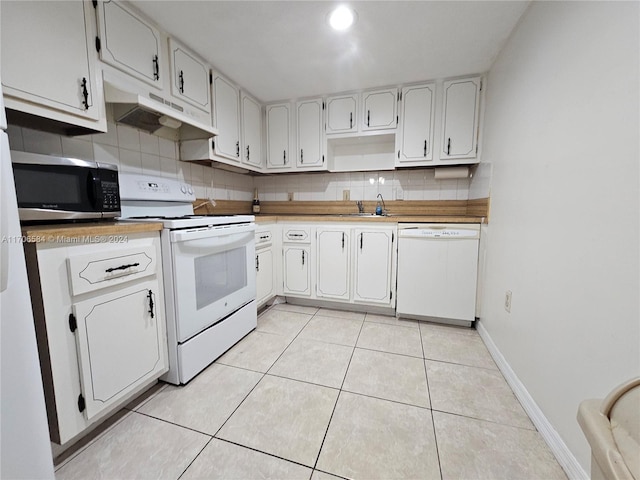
[0,83,55,477]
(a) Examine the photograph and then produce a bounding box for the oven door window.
[171,228,256,343]
[194,246,247,310]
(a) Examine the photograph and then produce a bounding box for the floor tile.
[317,392,440,480]
[181,438,312,479]
[55,412,209,480]
[311,471,344,480]
[422,327,497,369]
[217,375,338,467]
[365,312,420,329]
[343,348,430,407]
[316,307,366,321]
[356,322,423,358]
[419,320,479,336]
[298,315,363,346]
[137,364,262,435]
[257,309,312,340]
[217,331,292,373]
[427,360,533,429]
[433,411,567,480]
[272,302,319,315]
[269,338,353,388]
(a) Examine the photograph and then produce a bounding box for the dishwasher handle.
[399,228,479,239]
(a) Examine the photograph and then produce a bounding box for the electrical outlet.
[343,189,350,201]
[504,290,512,313]
[396,187,404,200]
[288,192,294,201]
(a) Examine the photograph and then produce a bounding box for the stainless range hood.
[104,81,218,141]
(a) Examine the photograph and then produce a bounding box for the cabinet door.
[283,246,310,296]
[97,1,163,89]
[256,249,274,305]
[169,38,211,113]
[353,229,394,305]
[241,93,262,168]
[316,228,350,300]
[326,94,358,134]
[266,103,290,169]
[441,77,481,159]
[362,88,397,131]
[213,74,241,161]
[72,279,167,420]
[0,1,101,120]
[397,83,435,164]
[296,99,324,168]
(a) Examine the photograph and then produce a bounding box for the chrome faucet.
[376,193,386,215]
[356,200,364,213]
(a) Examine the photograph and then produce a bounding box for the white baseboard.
[476,321,588,480]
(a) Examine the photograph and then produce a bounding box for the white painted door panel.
[241,94,262,167]
[353,229,393,304]
[441,77,480,159]
[73,279,166,420]
[283,246,310,296]
[326,95,357,134]
[296,99,323,167]
[266,103,290,169]
[256,249,274,305]
[213,75,241,160]
[169,39,210,113]
[362,89,397,131]
[398,83,435,163]
[316,228,350,300]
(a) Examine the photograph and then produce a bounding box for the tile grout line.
[310,314,366,472]
[430,408,538,432]
[176,436,214,480]
[420,323,444,480]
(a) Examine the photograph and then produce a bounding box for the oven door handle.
[170,223,255,243]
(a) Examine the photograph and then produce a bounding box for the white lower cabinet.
[255,226,276,307]
[25,232,168,445]
[283,223,396,309]
[316,227,350,300]
[353,228,396,305]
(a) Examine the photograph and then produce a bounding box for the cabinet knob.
[447,137,451,155]
[179,70,184,94]
[424,140,427,157]
[80,77,89,110]
[152,55,159,81]
[350,111,353,129]
[367,110,370,127]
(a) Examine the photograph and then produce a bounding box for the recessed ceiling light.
[328,5,356,31]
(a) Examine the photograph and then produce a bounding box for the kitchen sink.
[340,213,395,217]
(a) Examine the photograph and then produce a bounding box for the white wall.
[479,1,639,474]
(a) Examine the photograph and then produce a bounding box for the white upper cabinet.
[212,73,241,161]
[266,103,291,169]
[96,1,163,89]
[241,92,262,168]
[326,94,358,134]
[169,38,211,114]
[361,88,397,131]
[296,98,325,169]
[441,76,481,160]
[0,0,105,130]
[397,83,435,164]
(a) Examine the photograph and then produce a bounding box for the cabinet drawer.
[283,227,311,243]
[255,230,272,247]
[67,246,157,296]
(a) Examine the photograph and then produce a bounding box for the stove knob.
[187,186,193,195]
[180,185,187,194]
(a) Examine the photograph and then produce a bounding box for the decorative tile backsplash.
[7,121,476,203]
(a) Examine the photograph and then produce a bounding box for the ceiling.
[130,1,530,103]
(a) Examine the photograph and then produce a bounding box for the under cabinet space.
[327,134,396,172]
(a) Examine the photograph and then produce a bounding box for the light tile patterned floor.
[55,303,568,480]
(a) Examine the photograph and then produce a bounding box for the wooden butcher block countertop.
[22,221,163,243]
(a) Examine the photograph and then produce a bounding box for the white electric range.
[119,174,256,385]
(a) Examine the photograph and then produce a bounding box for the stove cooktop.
[125,214,255,229]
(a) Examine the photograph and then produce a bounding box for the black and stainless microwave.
[11,151,120,222]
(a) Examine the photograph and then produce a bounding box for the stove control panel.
[119,174,195,202]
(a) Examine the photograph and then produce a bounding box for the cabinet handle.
[152,55,159,81]
[246,145,250,161]
[447,137,451,155]
[105,262,140,273]
[179,70,184,93]
[300,149,304,163]
[81,77,89,110]
[256,255,259,272]
[341,232,345,249]
[236,141,240,157]
[360,232,363,250]
[147,290,155,319]
[424,140,427,157]
[283,150,286,163]
[367,110,370,127]
[349,112,353,129]
[301,250,305,265]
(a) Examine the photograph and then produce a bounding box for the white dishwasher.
[396,224,480,327]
